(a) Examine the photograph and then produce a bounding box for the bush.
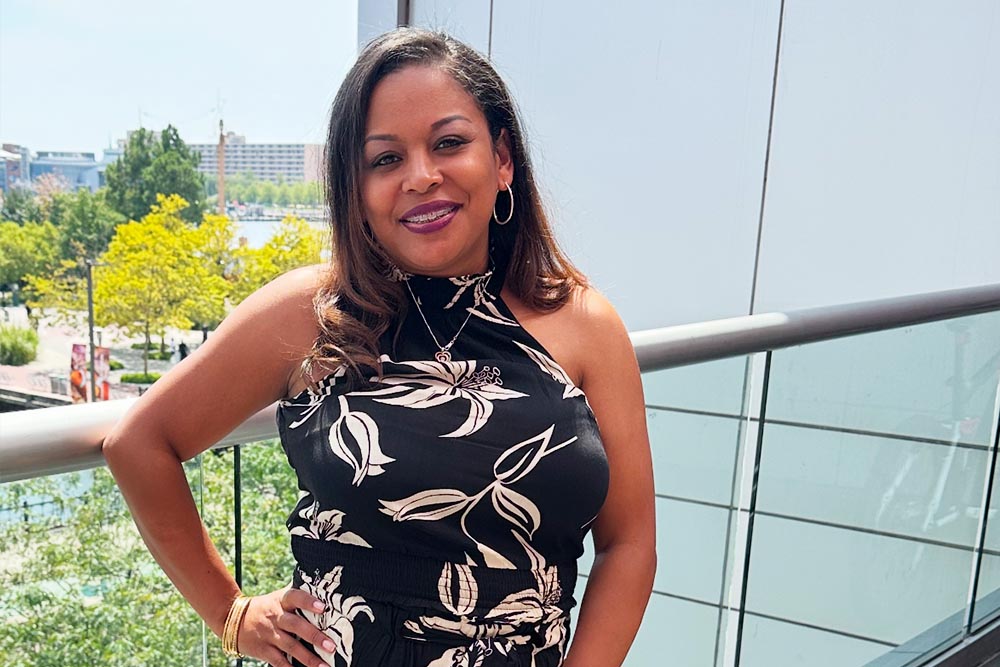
[148,351,173,361]
[130,342,157,350]
[86,358,125,371]
[0,325,39,365]
[120,372,161,384]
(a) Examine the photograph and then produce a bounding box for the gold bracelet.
[222,594,252,659]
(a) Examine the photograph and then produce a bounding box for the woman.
[103,28,655,667]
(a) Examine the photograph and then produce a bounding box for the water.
[233,217,327,249]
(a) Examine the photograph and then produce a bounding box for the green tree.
[32,173,71,221]
[231,215,326,304]
[53,189,126,261]
[0,440,298,667]
[95,195,227,373]
[0,187,42,224]
[186,213,237,339]
[258,181,277,206]
[105,126,205,224]
[275,184,291,207]
[0,220,61,290]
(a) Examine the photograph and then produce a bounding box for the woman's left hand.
[236,587,337,667]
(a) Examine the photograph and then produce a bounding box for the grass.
[120,372,162,384]
[0,325,39,365]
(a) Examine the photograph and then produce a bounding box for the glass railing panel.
[234,438,299,596]
[654,497,731,603]
[648,408,745,506]
[626,358,752,667]
[972,395,1000,630]
[973,554,1000,628]
[743,513,969,651]
[643,356,749,416]
[764,312,1000,448]
[755,424,987,547]
[625,594,722,667]
[740,311,1000,665]
[738,612,892,667]
[0,464,208,665]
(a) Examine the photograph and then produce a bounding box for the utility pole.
[217,119,226,215]
[85,259,97,402]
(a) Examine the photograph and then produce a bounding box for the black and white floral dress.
[278,264,609,667]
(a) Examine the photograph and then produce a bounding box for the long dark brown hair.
[305,27,587,384]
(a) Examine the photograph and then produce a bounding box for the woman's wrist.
[221,594,253,658]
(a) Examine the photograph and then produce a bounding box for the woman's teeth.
[403,207,455,224]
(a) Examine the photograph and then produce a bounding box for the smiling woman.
[101,27,655,667]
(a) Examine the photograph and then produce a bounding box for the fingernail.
[322,639,336,651]
[321,663,332,667]
[313,601,325,611]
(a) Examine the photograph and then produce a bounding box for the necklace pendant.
[435,350,452,363]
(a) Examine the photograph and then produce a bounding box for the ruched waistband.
[290,537,577,617]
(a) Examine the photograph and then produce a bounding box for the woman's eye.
[371,154,399,168]
[436,136,467,150]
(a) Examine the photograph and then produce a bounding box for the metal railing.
[3,281,1000,667]
[3,282,1000,484]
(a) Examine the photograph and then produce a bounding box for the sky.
[0,0,358,158]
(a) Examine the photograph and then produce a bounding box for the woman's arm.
[102,265,335,667]
[563,289,657,667]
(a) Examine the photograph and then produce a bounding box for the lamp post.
[84,259,105,402]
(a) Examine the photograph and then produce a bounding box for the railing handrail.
[3,281,1000,484]
[634,281,1000,372]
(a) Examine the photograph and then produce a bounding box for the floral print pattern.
[299,566,375,667]
[278,266,609,667]
[290,501,371,547]
[358,358,526,438]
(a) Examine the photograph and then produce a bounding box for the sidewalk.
[0,307,205,400]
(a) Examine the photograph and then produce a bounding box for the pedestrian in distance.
[102,28,655,667]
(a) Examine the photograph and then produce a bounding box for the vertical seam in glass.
[965,378,1000,634]
[199,454,208,667]
[747,0,786,316]
[713,356,755,667]
[396,0,411,27]
[487,0,495,57]
[734,351,772,667]
[234,444,244,666]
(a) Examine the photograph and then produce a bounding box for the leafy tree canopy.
[94,195,227,372]
[230,215,326,304]
[53,189,126,261]
[0,187,42,224]
[0,220,60,289]
[0,441,297,667]
[105,126,205,224]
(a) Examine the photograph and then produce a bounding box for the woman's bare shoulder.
[562,284,627,337]
[106,264,333,462]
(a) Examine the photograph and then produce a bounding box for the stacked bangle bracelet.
[222,594,252,658]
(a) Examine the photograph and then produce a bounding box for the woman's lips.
[399,201,460,234]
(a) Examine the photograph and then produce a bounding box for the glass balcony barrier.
[2,283,999,666]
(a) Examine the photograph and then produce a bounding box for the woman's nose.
[402,152,442,193]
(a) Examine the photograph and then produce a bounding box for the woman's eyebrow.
[364,114,473,144]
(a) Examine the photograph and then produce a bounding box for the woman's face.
[361,64,513,277]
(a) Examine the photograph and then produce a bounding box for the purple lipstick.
[399,200,460,235]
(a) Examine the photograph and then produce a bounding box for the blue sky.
[0,0,358,157]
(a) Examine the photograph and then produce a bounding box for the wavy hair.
[305,27,587,384]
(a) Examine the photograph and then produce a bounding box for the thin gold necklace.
[403,272,491,363]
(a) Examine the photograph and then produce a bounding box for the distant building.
[0,144,29,193]
[189,132,322,184]
[29,151,104,191]
[0,144,120,194]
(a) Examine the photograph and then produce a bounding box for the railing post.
[964,376,1000,632]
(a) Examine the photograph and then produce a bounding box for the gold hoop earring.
[493,182,514,225]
